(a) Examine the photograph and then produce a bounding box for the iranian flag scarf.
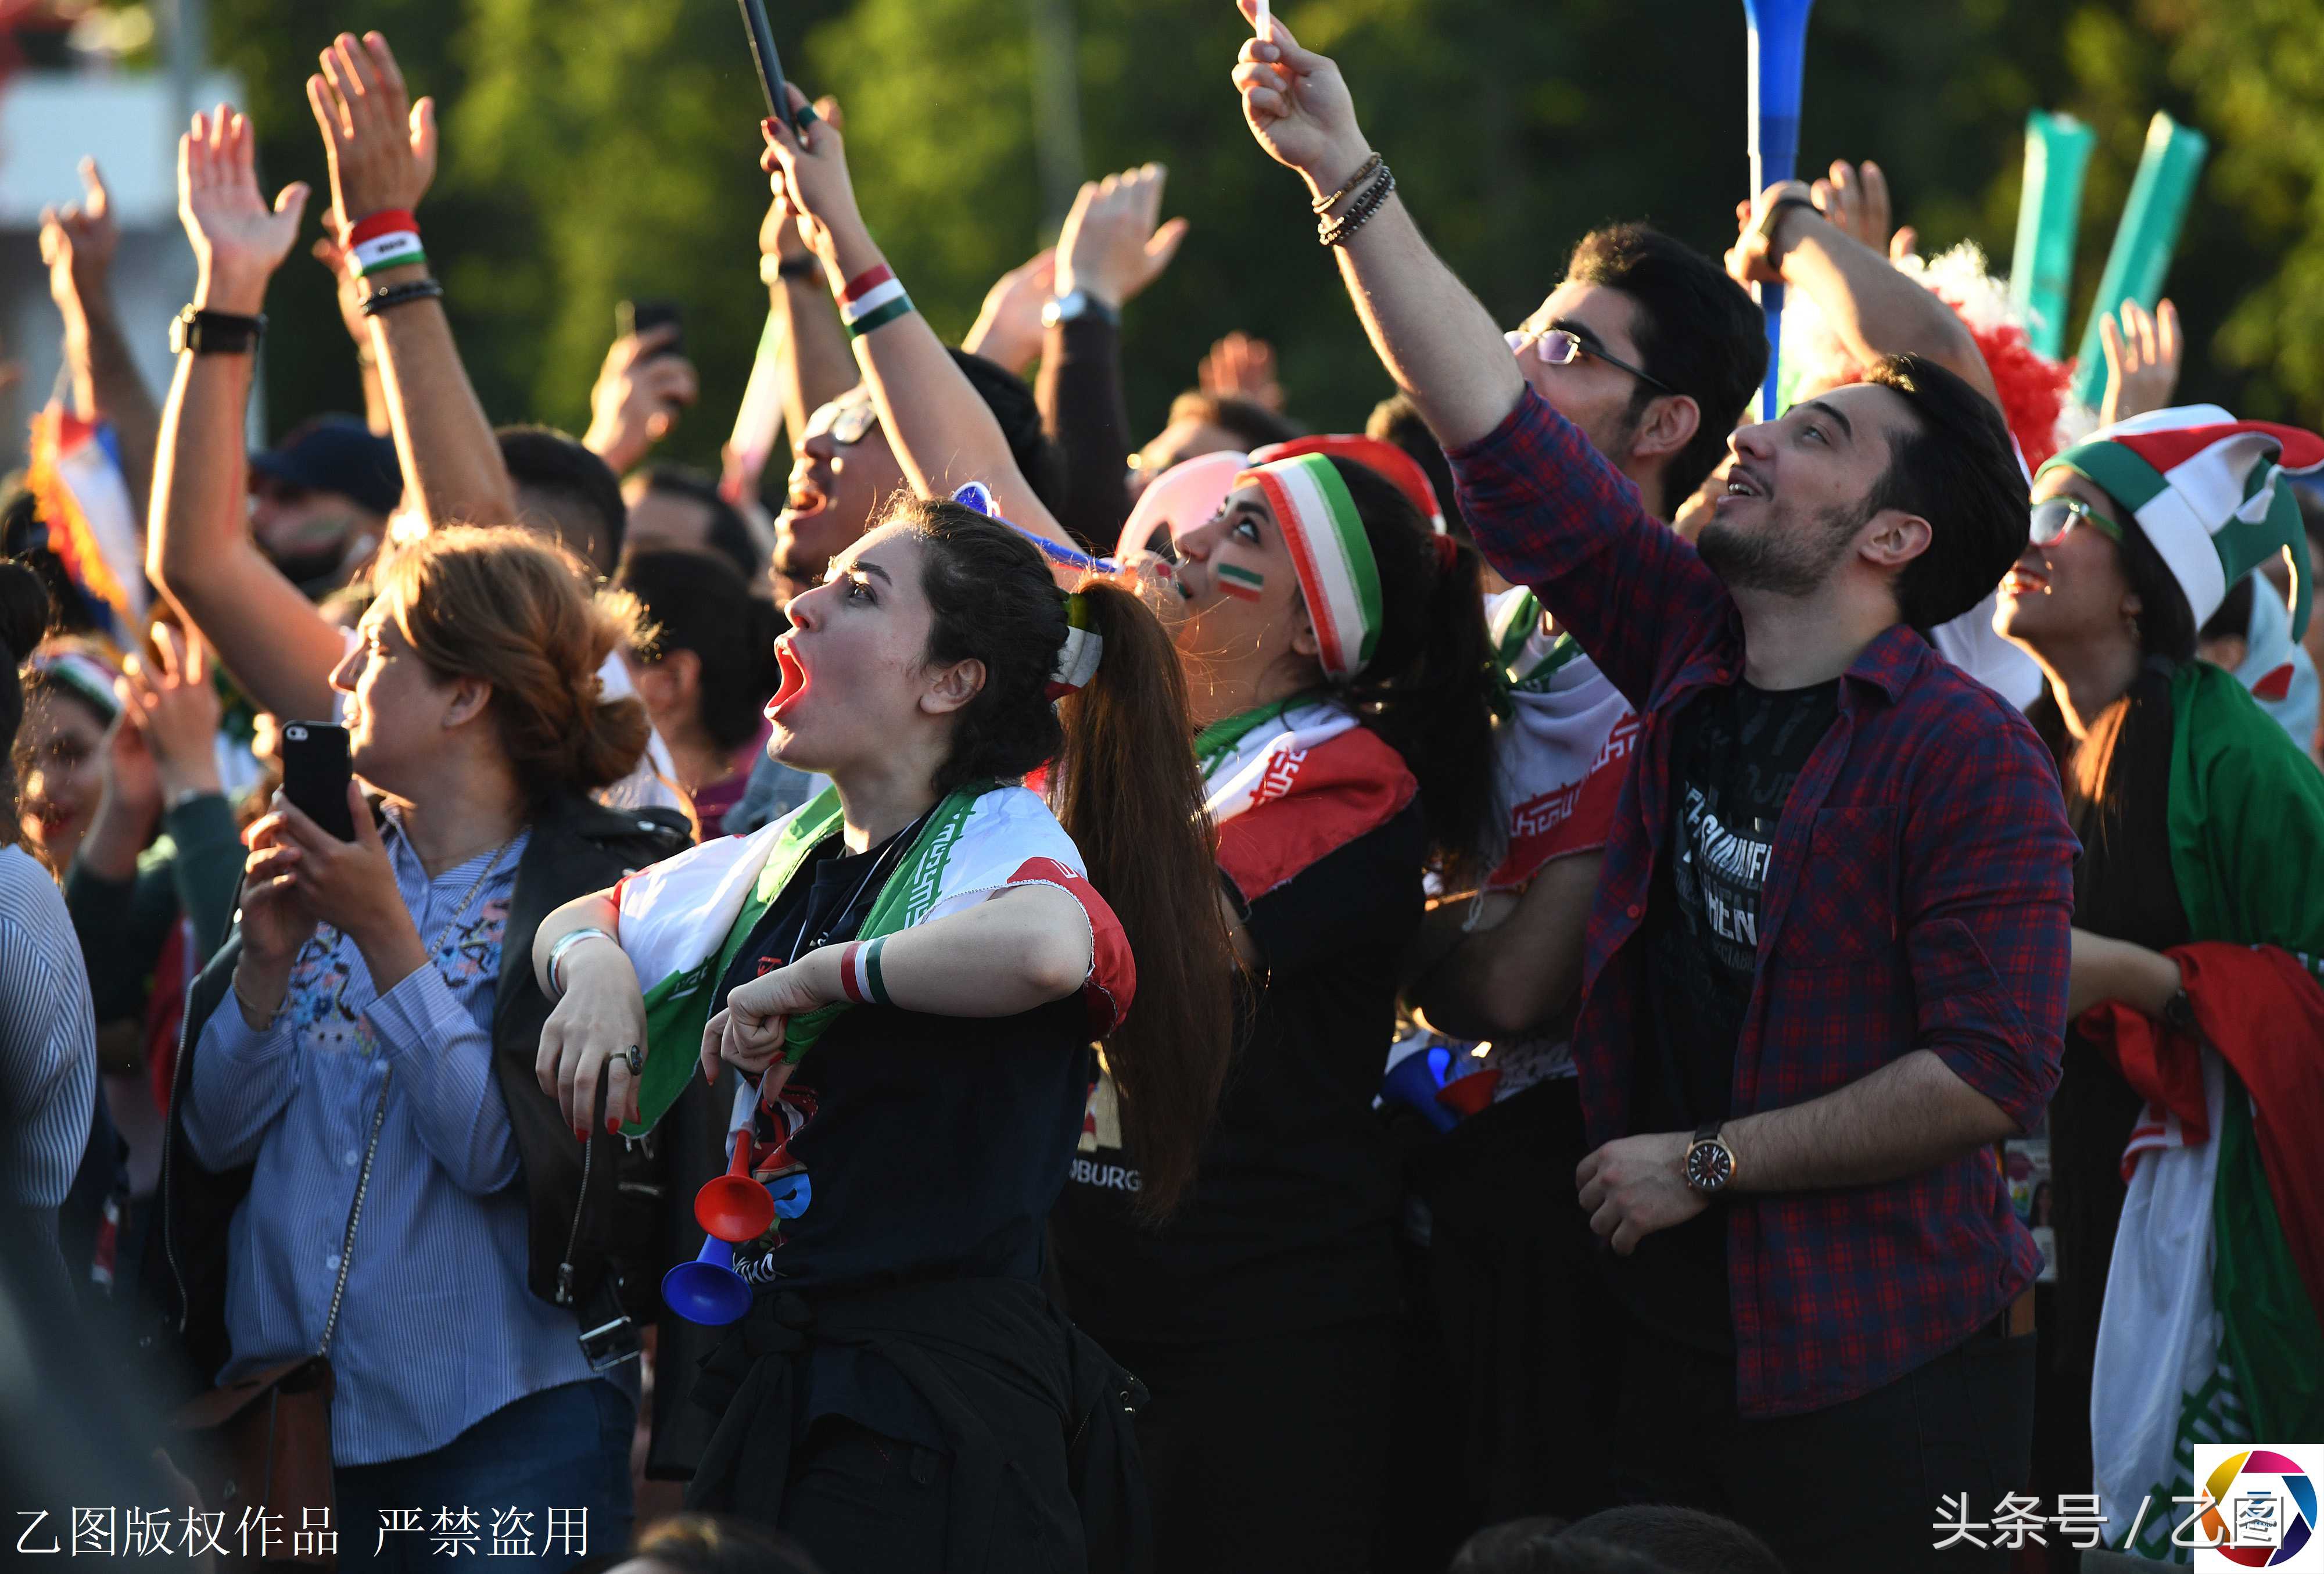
[1483,588,1638,891]
[2087,662,2324,1554]
[612,781,1132,1131]
[1196,695,1416,901]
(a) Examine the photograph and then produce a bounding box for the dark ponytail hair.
[0,558,57,848]
[901,497,1235,1221]
[618,549,786,751]
[2043,507,2198,821]
[1322,457,1499,883]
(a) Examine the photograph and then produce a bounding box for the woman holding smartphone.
[157,528,688,1566]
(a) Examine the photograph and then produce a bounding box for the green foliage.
[207,0,2324,471]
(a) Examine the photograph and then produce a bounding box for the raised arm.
[762,96,861,446]
[146,107,343,722]
[1229,2,1518,450]
[1230,5,1723,707]
[1041,166,1188,548]
[42,159,160,517]
[309,32,518,530]
[1727,168,1999,407]
[760,93,1075,546]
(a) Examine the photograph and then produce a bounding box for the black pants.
[1111,1316,1398,1574]
[1612,1320,2036,1574]
[778,1417,950,1574]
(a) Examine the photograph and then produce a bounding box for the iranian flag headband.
[1242,453,1384,682]
[2040,406,2324,640]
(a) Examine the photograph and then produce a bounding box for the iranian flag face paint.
[1215,562,1267,601]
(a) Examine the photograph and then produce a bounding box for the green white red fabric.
[1483,588,1638,891]
[2042,405,2324,639]
[1197,697,1416,900]
[609,781,1134,1131]
[2078,660,2324,1554]
[1251,435,1447,532]
[1244,454,1383,680]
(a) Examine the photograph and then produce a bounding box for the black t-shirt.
[1616,676,1840,1353]
[1049,803,1426,1345]
[718,828,1094,1296]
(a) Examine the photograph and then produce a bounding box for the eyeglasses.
[1505,325,1676,398]
[2029,496,2124,546]
[802,395,878,448]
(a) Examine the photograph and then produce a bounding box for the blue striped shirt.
[0,844,96,1258]
[182,818,632,1465]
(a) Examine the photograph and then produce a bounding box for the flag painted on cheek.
[1216,561,1267,601]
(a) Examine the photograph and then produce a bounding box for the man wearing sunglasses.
[769,350,1063,609]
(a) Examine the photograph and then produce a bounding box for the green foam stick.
[2008,111,2095,360]
[2071,112,2210,411]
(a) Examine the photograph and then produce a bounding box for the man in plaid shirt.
[1234,20,2076,1573]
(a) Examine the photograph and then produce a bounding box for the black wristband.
[359,278,445,318]
[170,306,266,356]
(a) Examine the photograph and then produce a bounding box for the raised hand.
[1056,164,1190,309]
[759,84,870,275]
[1812,159,1902,257]
[307,32,437,227]
[178,106,310,314]
[41,159,120,324]
[1229,0,1373,198]
[2099,298,2183,429]
[1199,331,1285,412]
[310,213,375,349]
[584,325,701,475]
[119,625,224,803]
[960,248,1057,375]
[759,94,844,265]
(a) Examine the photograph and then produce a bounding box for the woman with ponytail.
[154,527,688,1559]
[755,92,1499,1572]
[533,494,1231,1571]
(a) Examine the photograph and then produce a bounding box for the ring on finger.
[620,1045,643,1075]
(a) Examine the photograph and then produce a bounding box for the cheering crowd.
[4,10,2323,1574]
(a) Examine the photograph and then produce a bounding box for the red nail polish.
[573,1125,586,1141]
[606,1116,621,1135]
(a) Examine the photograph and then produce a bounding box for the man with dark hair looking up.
[1235,16,2074,1572]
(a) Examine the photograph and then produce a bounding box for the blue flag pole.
[1742,0,1813,419]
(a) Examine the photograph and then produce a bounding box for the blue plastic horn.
[1742,0,1815,418]
[663,1234,752,1326]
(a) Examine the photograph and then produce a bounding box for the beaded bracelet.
[1310,152,1384,215]
[1319,165,1396,248]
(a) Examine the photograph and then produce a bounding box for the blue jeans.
[334,1379,634,1572]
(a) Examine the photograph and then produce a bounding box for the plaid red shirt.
[1448,389,2076,1418]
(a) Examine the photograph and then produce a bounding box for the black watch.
[170,305,266,356]
[1684,1122,1737,1195]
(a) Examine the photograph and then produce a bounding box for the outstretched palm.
[179,105,308,284]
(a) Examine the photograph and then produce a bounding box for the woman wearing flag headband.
[1996,406,2324,1537]
[531,494,1232,1568]
[754,87,1498,1566]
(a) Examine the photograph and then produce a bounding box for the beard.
[1696,497,1864,598]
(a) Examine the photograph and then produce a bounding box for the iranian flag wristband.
[836,937,892,1006]
[344,208,426,278]
[838,263,913,339]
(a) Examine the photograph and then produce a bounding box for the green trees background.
[200,0,2324,482]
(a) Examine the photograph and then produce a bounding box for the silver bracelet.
[547,926,621,999]
[232,969,282,1032]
